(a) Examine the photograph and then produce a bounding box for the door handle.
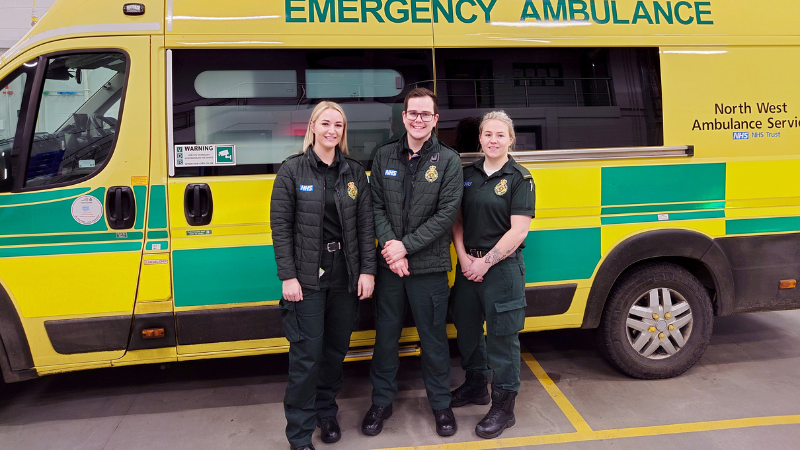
[106,186,136,229]
[184,183,213,226]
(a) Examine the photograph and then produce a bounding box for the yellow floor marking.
[371,350,800,450]
[373,416,800,450]
[521,349,593,433]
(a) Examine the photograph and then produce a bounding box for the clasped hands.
[458,253,489,282]
[382,239,410,277]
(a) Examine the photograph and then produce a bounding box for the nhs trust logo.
[299,185,314,192]
[733,132,749,140]
[384,169,398,177]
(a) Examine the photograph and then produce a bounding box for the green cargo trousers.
[280,251,358,448]
[450,255,527,392]
[369,267,452,411]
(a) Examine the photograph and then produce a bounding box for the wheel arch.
[581,229,736,329]
[0,282,37,383]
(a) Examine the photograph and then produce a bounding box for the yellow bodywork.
[0,0,799,376]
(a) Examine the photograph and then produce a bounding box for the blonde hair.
[479,110,516,152]
[303,101,349,155]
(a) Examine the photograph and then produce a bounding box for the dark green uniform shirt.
[461,155,535,251]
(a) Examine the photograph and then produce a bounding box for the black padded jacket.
[270,148,376,292]
[371,134,463,274]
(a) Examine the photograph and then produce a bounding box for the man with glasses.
[362,88,463,437]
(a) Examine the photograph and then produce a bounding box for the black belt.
[467,248,516,258]
[325,242,342,252]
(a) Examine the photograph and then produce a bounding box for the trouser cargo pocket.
[493,297,526,336]
[280,299,303,342]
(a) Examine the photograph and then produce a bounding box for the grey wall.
[0,0,57,52]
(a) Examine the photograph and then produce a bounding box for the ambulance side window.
[435,48,663,152]
[25,52,127,188]
[0,63,36,192]
[171,49,434,175]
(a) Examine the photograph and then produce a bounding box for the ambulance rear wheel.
[598,262,713,379]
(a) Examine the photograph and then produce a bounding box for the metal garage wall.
[0,0,56,52]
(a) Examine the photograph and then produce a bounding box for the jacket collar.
[396,133,438,160]
[473,155,516,178]
[304,145,350,175]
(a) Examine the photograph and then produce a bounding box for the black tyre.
[598,262,713,379]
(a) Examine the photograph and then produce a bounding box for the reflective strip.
[167,0,174,32]
[167,50,175,177]
[172,15,280,21]
[460,146,694,164]
[3,22,161,62]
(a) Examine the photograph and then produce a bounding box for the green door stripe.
[522,228,601,283]
[173,245,282,307]
[0,232,143,247]
[602,201,726,216]
[726,216,800,235]
[147,230,169,239]
[602,163,726,206]
[0,241,142,258]
[0,187,108,236]
[602,210,725,226]
[0,187,91,207]
[148,185,168,229]
[133,185,147,230]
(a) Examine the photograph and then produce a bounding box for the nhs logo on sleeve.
[299,185,314,192]
[733,132,749,140]
[384,169,398,177]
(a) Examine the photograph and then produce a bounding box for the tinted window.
[26,52,127,188]
[435,48,663,152]
[0,59,39,192]
[171,49,433,176]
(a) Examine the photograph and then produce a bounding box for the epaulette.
[438,142,460,156]
[463,159,480,169]
[343,155,364,167]
[512,162,533,179]
[282,152,303,164]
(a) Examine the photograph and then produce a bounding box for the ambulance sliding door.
[167,48,433,358]
[0,37,150,369]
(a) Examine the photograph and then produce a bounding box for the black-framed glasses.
[405,111,435,122]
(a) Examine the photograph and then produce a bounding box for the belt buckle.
[469,249,485,258]
[326,242,341,252]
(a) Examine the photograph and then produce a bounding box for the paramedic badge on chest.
[495,179,509,196]
[425,165,438,182]
[347,182,358,200]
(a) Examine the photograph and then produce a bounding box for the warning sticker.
[131,176,148,185]
[174,144,236,167]
[144,259,169,265]
[71,195,103,225]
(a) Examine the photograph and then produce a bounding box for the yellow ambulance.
[0,0,798,384]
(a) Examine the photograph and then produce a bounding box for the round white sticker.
[71,195,103,225]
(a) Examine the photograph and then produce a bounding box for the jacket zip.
[316,165,326,291]
[402,154,419,237]
[334,182,353,286]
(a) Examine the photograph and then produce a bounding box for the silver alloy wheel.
[625,288,693,359]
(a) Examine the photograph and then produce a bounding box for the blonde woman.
[449,111,535,439]
[270,101,376,450]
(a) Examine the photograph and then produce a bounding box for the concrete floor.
[2,310,800,450]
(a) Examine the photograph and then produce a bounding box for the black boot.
[433,407,457,436]
[317,416,341,443]
[361,404,393,436]
[475,384,517,439]
[290,444,315,450]
[450,371,490,407]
